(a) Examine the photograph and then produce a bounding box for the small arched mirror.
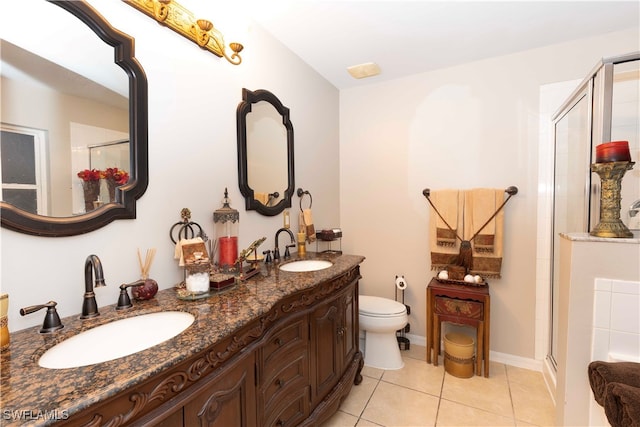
[237,88,294,216]
[0,0,148,237]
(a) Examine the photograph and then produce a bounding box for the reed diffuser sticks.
[137,248,156,280]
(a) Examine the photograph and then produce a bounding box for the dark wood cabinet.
[62,265,363,427]
[310,283,358,408]
[183,350,257,427]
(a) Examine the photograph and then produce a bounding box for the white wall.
[339,27,639,360]
[1,0,340,332]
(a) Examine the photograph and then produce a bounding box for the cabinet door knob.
[275,378,283,388]
[276,420,284,427]
[275,338,283,346]
[337,327,345,336]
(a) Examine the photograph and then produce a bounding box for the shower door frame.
[546,52,640,372]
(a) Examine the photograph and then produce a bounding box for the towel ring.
[297,188,313,211]
[169,208,206,244]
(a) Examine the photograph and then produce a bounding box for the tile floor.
[322,345,556,427]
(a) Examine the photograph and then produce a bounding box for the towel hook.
[297,188,313,211]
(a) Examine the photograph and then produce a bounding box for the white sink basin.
[279,259,333,272]
[38,311,195,369]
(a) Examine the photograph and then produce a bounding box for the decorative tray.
[435,277,488,287]
[176,289,211,300]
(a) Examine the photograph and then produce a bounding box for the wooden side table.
[426,277,491,377]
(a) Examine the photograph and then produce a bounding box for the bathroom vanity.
[0,253,364,427]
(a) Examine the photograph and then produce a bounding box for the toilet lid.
[359,295,407,317]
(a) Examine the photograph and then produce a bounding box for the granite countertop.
[0,252,365,426]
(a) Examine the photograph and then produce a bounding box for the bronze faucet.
[274,228,296,261]
[81,254,106,319]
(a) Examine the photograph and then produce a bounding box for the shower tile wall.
[590,277,640,425]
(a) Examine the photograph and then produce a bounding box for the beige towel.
[254,192,269,205]
[429,190,464,271]
[303,208,316,243]
[463,188,505,278]
[433,190,460,247]
[174,237,204,267]
[466,188,497,253]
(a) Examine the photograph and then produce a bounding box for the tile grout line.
[433,363,447,427]
[355,373,384,426]
[504,364,518,426]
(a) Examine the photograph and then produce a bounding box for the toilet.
[359,295,408,370]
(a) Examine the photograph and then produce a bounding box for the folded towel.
[254,192,269,205]
[468,188,497,253]
[303,208,316,243]
[463,188,505,278]
[589,361,640,406]
[429,190,464,271]
[604,382,640,427]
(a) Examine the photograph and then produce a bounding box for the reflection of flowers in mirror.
[77,168,129,184]
[103,168,129,185]
[77,169,102,182]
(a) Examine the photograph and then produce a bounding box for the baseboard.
[405,334,544,372]
[490,350,543,372]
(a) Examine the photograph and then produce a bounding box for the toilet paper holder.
[395,275,411,350]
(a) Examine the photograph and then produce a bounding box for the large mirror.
[237,88,294,216]
[0,0,148,236]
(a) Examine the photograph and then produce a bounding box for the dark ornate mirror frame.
[0,0,148,237]
[237,88,295,216]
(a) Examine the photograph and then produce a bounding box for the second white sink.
[279,259,333,272]
[38,311,195,369]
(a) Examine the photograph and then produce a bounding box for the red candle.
[595,141,631,163]
[218,236,238,267]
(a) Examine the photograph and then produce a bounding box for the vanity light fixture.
[347,62,381,79]
[125,0,244,65]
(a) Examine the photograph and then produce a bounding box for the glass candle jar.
[213,188,239,271]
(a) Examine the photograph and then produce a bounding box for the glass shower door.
[549,90,591,368]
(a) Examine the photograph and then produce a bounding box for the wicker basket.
[444,332,475,378]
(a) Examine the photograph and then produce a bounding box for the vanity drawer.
[263,383,310,427]
[435,296,483,320]
[262,317,307,370]
[261,352,309,416]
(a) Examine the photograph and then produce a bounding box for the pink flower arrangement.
[77,169,102,182]
[103,167,130,185]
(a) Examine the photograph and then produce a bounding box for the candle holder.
[590,161,635,238]
[213,188,239,272]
